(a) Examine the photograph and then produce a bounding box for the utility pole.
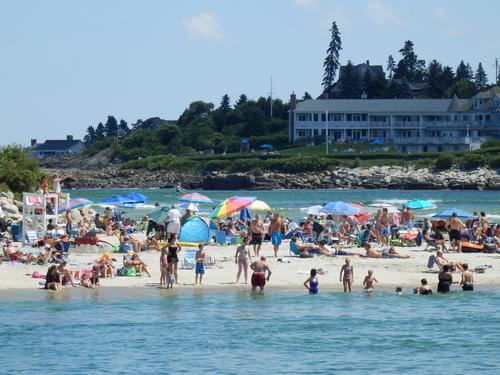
[325,110,329,155]
[269,76,274,118]
[496,58,499,85]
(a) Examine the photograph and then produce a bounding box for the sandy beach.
[2,233,498,292]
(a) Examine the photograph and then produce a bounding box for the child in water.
[166,261,175,289]
[363,270,378,292]
[303,268,319,294]
[80,273,95,289]
[160,248,168,287]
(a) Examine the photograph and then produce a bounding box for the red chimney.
[290,92,297,110]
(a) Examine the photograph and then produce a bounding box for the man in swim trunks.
[250,256,272,291]
[249,214,264,256]
[195,244,205,285]
[379,208,392,245]
[448,213,465,252]
[268,213,282,258]
[460,263,474,291]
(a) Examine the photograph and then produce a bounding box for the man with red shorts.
[250,256,272,291]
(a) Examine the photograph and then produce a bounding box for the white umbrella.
[248,200,271,211]
[366,203,399,214]
[307,205,323,216]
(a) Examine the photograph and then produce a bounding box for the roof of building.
[34,140,84,151]
[294,98,470,113]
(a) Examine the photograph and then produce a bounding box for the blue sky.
[1,0,499,146]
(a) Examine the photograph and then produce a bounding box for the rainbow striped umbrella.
[210,196,256,218]
[177,192,213,204]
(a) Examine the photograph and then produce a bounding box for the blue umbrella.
[320,201,360,216]
[406,199,436,210]
[123,192,149,203]
[100,195,136,207]
[260,144,273,149]
[433,208,473,219]
[148,207,171,223]
[240,207,251,221]
[370,139,384,145]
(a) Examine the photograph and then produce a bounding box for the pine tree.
[95,122,105,139]
[439,66,455,95]
[426,60,443,87]
[236,94,248,106]
[340,60,361,98]
[394,40,424,81]
[104,116,118,137]
[322,21,342,91]
[117,119,129,138]
[302,92,312,100]
[83,126,97,145]
[219,94,231,112]
[456,60,471,81]
[386,55,396,79]
[474,62,488,89]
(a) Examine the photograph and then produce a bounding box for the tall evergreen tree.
[340,61,361,98]
[474,62,488,89]
[117,119,129,138]
[95,122,105,139]
[363,71,386,99]
[426,60,443,87]
[83,126,97,145]
[236,94,248,106]
[456,60,472,81]
[322,21,342,91]
[439,66,455,94]
[104,116,118,137]
[219,94,231,112]
[302,92,312,100]
[386,55,396,79]
[394,40,424,81]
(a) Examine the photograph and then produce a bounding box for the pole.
[325,110,329,155]
[269,76,273,118]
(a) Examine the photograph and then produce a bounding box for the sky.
[1,0,499,146]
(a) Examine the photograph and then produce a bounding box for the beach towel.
[427,255,436,269]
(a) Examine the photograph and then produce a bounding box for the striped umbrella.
[348,202,370,225]
[210,196,256,218]
[177,192,213,204]
[59,198,93,212]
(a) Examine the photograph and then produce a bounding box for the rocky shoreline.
[49,166,500,190]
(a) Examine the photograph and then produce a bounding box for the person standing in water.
[235,237,252,284]
[460,263,474,291]
[250,256,272,292]
[304,268,319,294]
[195,244,205,285]
[159,248,168,287]
[339,258,353,292]
[363,270,378,292]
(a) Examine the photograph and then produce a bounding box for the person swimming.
[304,268,319,295]
[363,270,378,292]
[414,278,433,295]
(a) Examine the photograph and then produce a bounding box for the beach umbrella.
[348,202,370,225]
[148,207,171,223]
[369,139,384,145]
[123,192,149,204]
[405,199,436,210]
[240,207,251,221]
[259,144,273,149]
[100,195,135,206]
[59,198,93,212]
[177,192,213,204]
[320,201,360,216]
[307,205,323,216]
[433,208,473,220]
[366,203,399,214]
[248,200,271,211]
[179,202,201,212]
[210,196,256,218]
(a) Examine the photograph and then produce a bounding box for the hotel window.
[313,113,319,122]
[346,129,352,136]
[493,99,499,107]
[321,113,326,121]
[297,113,312,121]
[352,114,362,122]
[328,113,342,121]
[298,130,307,137]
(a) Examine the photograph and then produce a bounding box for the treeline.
[83,94,289,159]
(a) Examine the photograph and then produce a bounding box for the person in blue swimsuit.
[304,268,319,295]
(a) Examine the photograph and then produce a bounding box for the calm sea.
[74,188,500,221]
[1,288,499,374]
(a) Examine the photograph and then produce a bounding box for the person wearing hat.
[96,252,114,278]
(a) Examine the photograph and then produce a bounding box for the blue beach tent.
[179,217,211,243]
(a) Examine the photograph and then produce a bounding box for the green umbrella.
[148,207,170,223]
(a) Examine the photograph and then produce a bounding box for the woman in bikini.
[166,236,181,283]
[339,258,353,292]
[235,237,252,284]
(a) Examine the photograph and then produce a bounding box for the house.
[288,87,500,153]
[30,135,86,159]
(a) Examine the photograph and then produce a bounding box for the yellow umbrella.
[248,200,271,211]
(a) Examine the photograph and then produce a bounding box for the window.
[346,129,352,136]
[346,114,352,121]
[352,114,362,122]
[297,113,312,121]
[475,99,483,108]
[313,113,318,122]
[328,113,342,121]
[298,130,308,137]
[321,113,326,121]
[361,129,367,136]
[493,98,499,107]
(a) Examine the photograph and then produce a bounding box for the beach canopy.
[148,207,170,223]
[366,203,399,214]
[100,195,135,206]
[433,208,473,219]
[123,192,149,204]
[179,217,210,243]
[320,201,360,216]
[59,198,93,212]
[210,196,256,218]
[405,199,436,210]
[248,200,271,211]
[177,192,213,204]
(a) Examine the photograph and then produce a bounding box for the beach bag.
[126,267,137,277]
[117,267,127,277]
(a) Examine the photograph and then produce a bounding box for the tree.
[363,71,386,99]
[394,40,425,81]
[0,146,44,194]
[386,55,396,79]
[219,94,231,112]
[385,79,411,99]
[239,106,267,137]
[446,79,478,98]
[236,94,248,106]
[157,124,182,150]
[340,60,361,98]
[456,60,473,81]
[177,101,214,127]
[117,120,129,138]
[322,21,342,91]
[83,126,97,145]
[302,92,312,100]
[95,122,105,139]
[104,116,118,138]
[131,119,143,130]
[426,60,443,87]
[474,62,488,89]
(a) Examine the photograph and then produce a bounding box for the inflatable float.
[460,241,484,253]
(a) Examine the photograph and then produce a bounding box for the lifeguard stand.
[22,192,70,244]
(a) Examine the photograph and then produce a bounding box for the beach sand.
[1,233,499,292]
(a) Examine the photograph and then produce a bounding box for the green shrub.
[489,155,500,169]
[0,146,44,193]
[480,139,500,149]
[434,154,454,170]
[460,153,487,170]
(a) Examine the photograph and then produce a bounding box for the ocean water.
[74,188,500,221]
[1,288,500,374]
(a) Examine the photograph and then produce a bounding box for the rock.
[2,203,19,215]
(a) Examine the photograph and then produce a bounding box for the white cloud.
[433,6,448,21]
[365,2,402,28]
[445,26,462,37]
[183,12,223,41]
[293,0,316,7]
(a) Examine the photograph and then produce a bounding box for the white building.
[289,87,500,153]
